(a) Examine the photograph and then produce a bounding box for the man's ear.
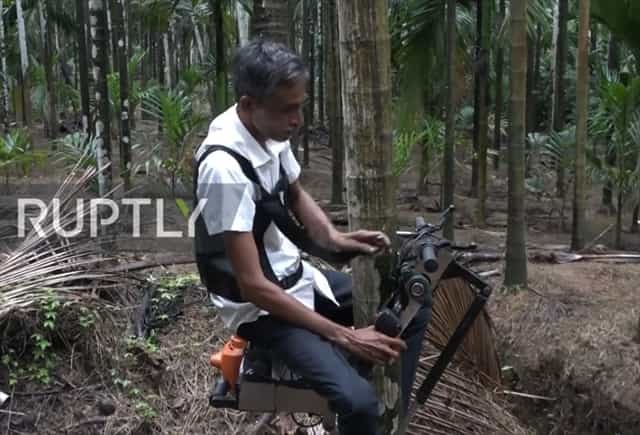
[238,95,254,112]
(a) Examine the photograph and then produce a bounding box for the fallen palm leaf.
[0,162,127,320]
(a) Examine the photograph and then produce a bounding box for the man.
[194,39,430,435]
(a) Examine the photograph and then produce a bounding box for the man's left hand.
[331,230,391,255]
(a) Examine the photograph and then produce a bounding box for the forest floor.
[1,121,640,434]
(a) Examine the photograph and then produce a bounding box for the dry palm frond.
[0,162,127,320]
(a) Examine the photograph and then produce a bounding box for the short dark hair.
[231,38,308,101]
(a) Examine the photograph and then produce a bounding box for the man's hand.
[330,229,391,255]
[334,325,407,365]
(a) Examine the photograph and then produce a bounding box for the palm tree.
[0,0,8,133]
[551,0,568,199]
[337,0,399,431]
[76,0,91,135]
[443,0,457,241]
[505,0,528,287]
[493,0,506,171]
[474,0,491,226]
[326,0,343,205]
[16,0,30,127]
[40,0,57,139]
[251,0,289,45]
[89,0,112,196]
[114,0,131,191]
[572,0,590,251]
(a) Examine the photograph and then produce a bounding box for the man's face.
[250,78,306,143]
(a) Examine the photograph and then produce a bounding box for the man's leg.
[238,316,380,435]
[318,270,432,413]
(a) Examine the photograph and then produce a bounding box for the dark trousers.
[237,270,431,435]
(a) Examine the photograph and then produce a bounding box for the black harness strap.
[194,145,358,302]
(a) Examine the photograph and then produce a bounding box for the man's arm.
[287,180,390,253]
[224,231,406,364]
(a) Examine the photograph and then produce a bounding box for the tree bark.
[301,0,314,168]
[16,0,31,127]
[250,0,289,46]
[236,1,250,46]
[114,0,131,191]
[493,0,505,171]
[326,0,344,205]
[337,0,400,432]
[89,0,112,197]
[602,35,619,211]
[572,0,590,251]
[214,0,227,114]
[318,1,325,128]
[77,0,91,135]
[0,0,9,133]
[475,0,490,226]
[551,0,568,198]
[443,0,457,240]
[41,0,58,139]
[505,0,528,287]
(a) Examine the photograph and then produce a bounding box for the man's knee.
[333,378,379,419]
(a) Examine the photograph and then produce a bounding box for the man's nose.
[290,109,303,128]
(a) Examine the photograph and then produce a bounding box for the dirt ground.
[1,122,640,434]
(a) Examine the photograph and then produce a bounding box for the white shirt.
[195,104,338,331]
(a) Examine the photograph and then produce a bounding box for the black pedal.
[374,308,402,337]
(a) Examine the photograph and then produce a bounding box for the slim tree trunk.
[475,0,490,226]
[16,0,31,128]
[493,0,505,171]
[163,30,173,89]
[572,0,590,251]
[236,1,250,46]
[443,0,457,240]
[326,0,343,205]
[251,0,289,46]
[214,0,227,114]
[114,0,131,191]
[551,0,568,198]
[505,0,528,287]
[602,35,619,211]
[318,1,325,128]
[77,0,91,134]
[90,0,112,197]
[41,0,58,139]
[0,0,9,133]
[301,0,314,168]
[337,0,399,432]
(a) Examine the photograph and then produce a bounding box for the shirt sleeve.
[196,151,255,235]
[279,143,302,184]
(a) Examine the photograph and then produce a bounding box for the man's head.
[232,39,308,143]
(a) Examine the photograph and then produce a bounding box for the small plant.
[0,128,42,185]
[110,368,157,421]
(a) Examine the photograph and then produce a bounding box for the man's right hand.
[335,326,407,365]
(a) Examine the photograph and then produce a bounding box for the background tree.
[505,0,528,287]
[251,0,289,45]
[337,0,400,432]
[572,0,590,251]
[90,0,112,196]
[443,0,457,240]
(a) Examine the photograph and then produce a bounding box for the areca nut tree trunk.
[16,0,30,127]
[90,0,112,197]
[551,0,568,198]
[443,0,457,241]
[114,0,131,191]
[474,0,491,226]
[77,0,91,135]
[337,0,400,432]
[571,0,590,251]
[326,0,344,205]
[251,0,289,46]
[0,0,9,133]
[40,0,57,139]
[493,0,506,171]
[505,0,528,287]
